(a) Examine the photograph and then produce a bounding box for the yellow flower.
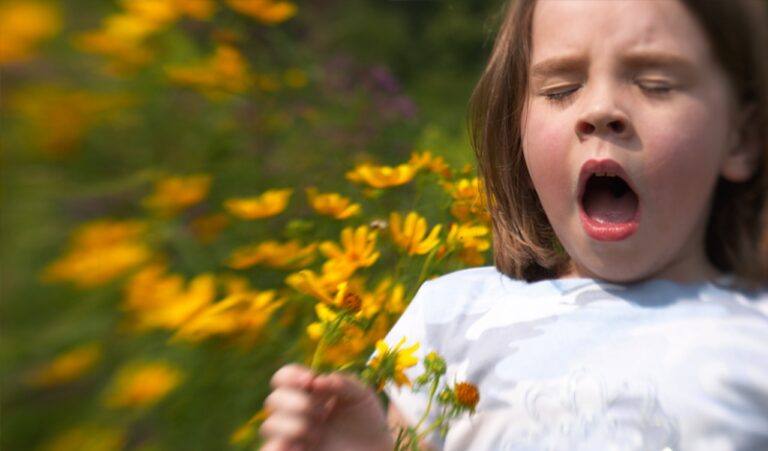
[121,0,179,26]
[42,220,150,287]
[365,278,406,316]
[443,223,490,265]
[0,1,60,64]
[319,225,380,270]
[227,240,316,269]
[346,163,417,189]
[445,223,490,251]
[367,338,419,389]
[166,44,252,95]
[225,0,296,24]
[143,174,211,216]
[224,189,292,220]
[72,21,153,72]
[446,177,491,224]
[306,297,390,369]
[39,425,124,451]
[105,361,182,408]
[173,0,216,20]
[306,187,361,220]
[123,264,215,330]
[285,269,350,304]
[409,150,451,178]
[389,211,442,255]
[11,86,135,157]
[174,290,284,342]
[26,343,101,387]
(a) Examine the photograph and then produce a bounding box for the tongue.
[583,188,638,223]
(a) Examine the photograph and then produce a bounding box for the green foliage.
[1,0,502,449]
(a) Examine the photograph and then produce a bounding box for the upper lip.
[577,159,638,202]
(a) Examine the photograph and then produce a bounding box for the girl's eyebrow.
[530,55,586,79]
[620,51,696,73]
[530,52,696,80]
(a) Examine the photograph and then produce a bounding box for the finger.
[260,412,314,442]
[264,388,327,420]
[311,372,372,404]
[260,438,305,451]
[270,364,314,391]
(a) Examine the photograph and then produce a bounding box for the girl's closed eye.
[541,84,581,104]
[635,78,676,96]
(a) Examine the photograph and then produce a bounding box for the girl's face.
[522,0,752,283]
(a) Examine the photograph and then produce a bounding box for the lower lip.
[579,211,639,241]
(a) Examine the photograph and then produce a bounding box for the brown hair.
[468,0,768,284]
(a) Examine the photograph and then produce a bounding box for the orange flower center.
[455,381,479,409]
[340,292,362,313]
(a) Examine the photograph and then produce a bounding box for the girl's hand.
[260,364,394,451]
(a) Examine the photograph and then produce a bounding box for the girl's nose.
[575,92,633,141]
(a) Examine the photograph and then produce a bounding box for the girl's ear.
[721,104,761,182]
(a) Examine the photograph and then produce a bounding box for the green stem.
[310,332,327,372]
[414,377,439,431]
[310,314,343,371]
[416,417,444,442]
[407,246,439,301]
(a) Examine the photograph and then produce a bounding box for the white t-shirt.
[383,267,768,451]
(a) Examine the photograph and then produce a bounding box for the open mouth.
[578,160,640,241]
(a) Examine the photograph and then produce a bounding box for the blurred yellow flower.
[306,301,391,369]
[443,223,490,266]
[123,264,215,330]
[143,174,211,216]
[225,0,296,24]
[227,240,317,269]
[174,290,284,342]
[445,223,490,252]
[174,0,216,19]
[409,150,451,178]
[306,187,360,220]
[346,163,417,189]
[367,338,419,389]
[446,177,491,224]
[389,211,442,256]
[320,225,380,271]
[11,86,134,157]
[121,0,179,26]
[26,343,101,387]
[224,189,292,220]
[43,220,150,287]
[285,269,349,304]
[105,361,182,408]
[39,425,124,451]
[0,1,60,64]
[365,278,406,316]
[166,44,252,95]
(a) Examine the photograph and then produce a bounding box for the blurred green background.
[1,0,502,449]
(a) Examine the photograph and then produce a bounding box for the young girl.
[260,0,768,449]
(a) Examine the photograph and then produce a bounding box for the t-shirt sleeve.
[381,279,446,449]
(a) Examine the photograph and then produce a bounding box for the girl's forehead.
[529,0,711,64]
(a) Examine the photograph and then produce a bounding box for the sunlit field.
[1,1,501,448]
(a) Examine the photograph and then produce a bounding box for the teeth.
[595,172,617,177]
